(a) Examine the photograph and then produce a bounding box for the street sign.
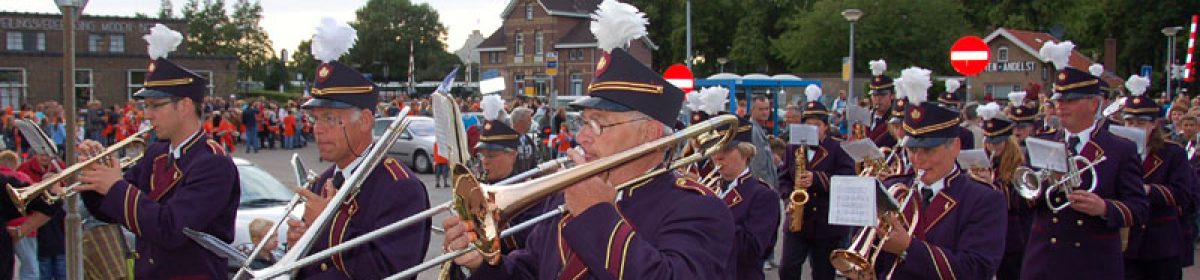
[1141,65,1152,78]
[663,64,694,93]
[546,52,558,76]
[950,36,990,76]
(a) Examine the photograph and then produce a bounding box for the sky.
[0,0,508,55]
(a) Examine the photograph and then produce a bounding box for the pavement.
[232,144,1200,280]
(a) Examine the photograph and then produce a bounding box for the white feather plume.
[869,60,887,76]
[481,94,505,121]
[698,87,729,115]
[804,85,822,104]
[1125,75,1150,97]
[897,67,932,105]
[590,0,648,53]
[1008,91,1027,107]
[945,79,961,93]
[1089,63,1104,76]
[311,17,357,63]
[977,102,1002,121]
[143,24,182,60]
[1038,41,1075,70]
[685,92,706,112]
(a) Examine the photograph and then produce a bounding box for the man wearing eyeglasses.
[440,7,736,277]
[74,24,240,279]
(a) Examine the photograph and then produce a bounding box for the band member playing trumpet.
[870,67,1007,280]
[443,2,736,278]
[778,85,856,280]
[1020,41,1148,279]
[1120,75,1199,279]
[76,24,239,279]
[976,102,1033,279]
[867,60,898,148]
[709,117,780,280]
[283,18,430,279]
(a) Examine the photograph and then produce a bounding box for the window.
[514,73,525,96]
[35,33,45,51]
[533,73,547,97]
[109,34,125,53]
[1011,84,1022,93]
[569,49,584,61]
[75,69,93,105]
[997,47,1009,62]
[487,52,500,64]
[514,32,524,62]
[525,3,533,20]
[128,69,147,99]
[570,73,583,96]
[6,32,22,51]
[88,34,103,53]
[0,69,25,108]
[534,31,544,62]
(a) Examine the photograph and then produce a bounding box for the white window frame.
[0,68,27,109]
[570,72,583,96]
[75,69,93,101]
[35,33,45,51]
[128,69,147,99]
[514,32,524,63]
[997,46,1009,62]
[534,31,544,62]
[6,32,23,51]
[108,34,125,53]
[525,3,533,20]
[88,34,103,53]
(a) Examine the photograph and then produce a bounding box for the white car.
[230,157,303,270]
[374,116,436,173]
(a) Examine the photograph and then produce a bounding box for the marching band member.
[936,78,977,150]
[283,18,430,279]
[975,102,1032,279]
[442,1,736,278]
[1120,75,1199,279]
[1020,41,1148,279]
[76,24,239,279]
[872,67,1007,280]
[1005,91,1042,147]
[777,85,856,280]
[885,93,911,174]
[710,116,780,280]
[867,60,899,148]
[475,94,551,251]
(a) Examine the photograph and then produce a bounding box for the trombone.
[6,126,152,214]
[1012,154,1106,212]
[229,153,316,279]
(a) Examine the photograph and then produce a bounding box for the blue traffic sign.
[1141,65,1152,77]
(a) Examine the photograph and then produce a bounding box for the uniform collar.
[1064,120,1098,153]
[719,168,751,199]
[334,144,372,180]
[169,128,204,159]
[916,165,958,197]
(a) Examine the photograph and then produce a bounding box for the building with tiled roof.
[476,0,655,99]
[979,27,1124,102]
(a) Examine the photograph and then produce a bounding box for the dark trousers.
[997,251,1024,280]
[1125,257,1182,280]
[779,233,839,280]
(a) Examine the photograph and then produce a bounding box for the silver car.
[374,116,436,173]
[231,157,302,270]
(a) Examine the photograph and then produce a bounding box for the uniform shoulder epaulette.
[204,139,227,156]
[673,177,716,197]
[381,157,409,181]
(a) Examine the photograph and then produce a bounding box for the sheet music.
[846,105,872,127]
[433,93,462,163]
[839,139,885,163]
[956,149,991,169]
[1108,125,1147,158]
[828,176,879,227]
[789,124,820,146]
[1025,137,1068,172]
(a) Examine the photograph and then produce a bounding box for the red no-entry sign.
[950,36,990,76]
[663,64,694,93]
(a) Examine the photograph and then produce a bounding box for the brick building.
[475,0,655,100]
[0,11,237,109]
[979,28,1123,102]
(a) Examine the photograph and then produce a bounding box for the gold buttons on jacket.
[321,263,328,271]
[1052,217,1058,224]
[148,258,155,264]
[1074,242,1081,247]
[1076,220,1084,226]
[1050,237,1058,244]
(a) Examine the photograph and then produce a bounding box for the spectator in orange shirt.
[432,143,449,188]
[283,110,297,149]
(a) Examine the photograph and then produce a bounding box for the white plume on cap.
[698,87,729,115]
[311,17,357,63]
[869,60,887,76]
[481,94,506,121]
[1089,63,1104,76]
[590,0,648,53]
[1125,75,1150,97]
[144,24,182,60]
[1008,91,1027,106]
[1038,41,1075,70]
[977,102,1002,121]
[945,79,961,93]
[805,85,822,104]
[897,67,932,105]
[685,92,706,112]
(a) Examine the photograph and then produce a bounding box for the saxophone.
[788,145,811,232]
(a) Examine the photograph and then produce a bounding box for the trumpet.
[787,145,810,232]
[830,171,922,279]
[6,127,152,214]
[1012,154,1106,212]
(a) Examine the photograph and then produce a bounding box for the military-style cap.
[977,103,1013,143]
[888,98,907,124]
[301,18,378,111]
[730,116,753,145]
[868,59,894,96]
[800,85,828,123]
[477,120,520,151]
[133,24,207,103]
[898,67,962,148]
[1121,75,1157,121]
[1041,41,1101,101]
[1004,91,1038,126]
[937,79,963,108]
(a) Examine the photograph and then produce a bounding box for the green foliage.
[179,0,275,81]
[345,0,458,82]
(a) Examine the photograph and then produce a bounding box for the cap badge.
[147,61,157,74]
[1133,98,1141,105]
[808,103,816,108]
[910,107,923,121]
[986,122,993,129]
[1058,73,1067,80]
[595,53,610,77]
[1015,108,1023,114]
[484,123,492,130]
[317,64,332,83]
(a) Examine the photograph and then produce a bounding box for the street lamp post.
[717,57,728,73]
[55,1,88,278]
[1163,26,1183,100]
[842,9,863,106]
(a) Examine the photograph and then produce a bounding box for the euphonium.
[788,145,810,232]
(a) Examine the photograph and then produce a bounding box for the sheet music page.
[1026,137,1068,172]
[839,139,884,163]
[956,149,991,169]
[1108,125,1147,157]
[433,93,459,161]
[846,105,872,126]
[828,176,878,227]
[789,124,820,146]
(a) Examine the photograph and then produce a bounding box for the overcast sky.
[0,0,507,55]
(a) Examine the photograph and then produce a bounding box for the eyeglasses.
[140,98,181,110]
[313,114,343,126]
[571,116,648,135]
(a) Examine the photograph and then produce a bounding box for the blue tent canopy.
[694,73,822,135]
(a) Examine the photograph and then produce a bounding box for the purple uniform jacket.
[296,157,431,279]
[470,173,736,280]
[777,138,856,239]
[870,114,898,148]
[876,168,1007,280]
[721,171,781,280]
[82,133,239,279]
[1126,142,1199,260]
[1021,126,1149,279]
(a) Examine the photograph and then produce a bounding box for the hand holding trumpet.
[72,140,123,195]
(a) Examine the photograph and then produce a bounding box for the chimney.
[1104,38,1117,73]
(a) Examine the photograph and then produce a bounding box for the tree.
[290,39,317,81]
[158,0,174,19]
[347,0,457,83]
[230,0,276,81]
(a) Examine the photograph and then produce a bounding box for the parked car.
[230,157,303,271]
[374,116,436,173]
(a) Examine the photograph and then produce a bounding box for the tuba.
[830,171,922,279]
[787,145,810,232]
